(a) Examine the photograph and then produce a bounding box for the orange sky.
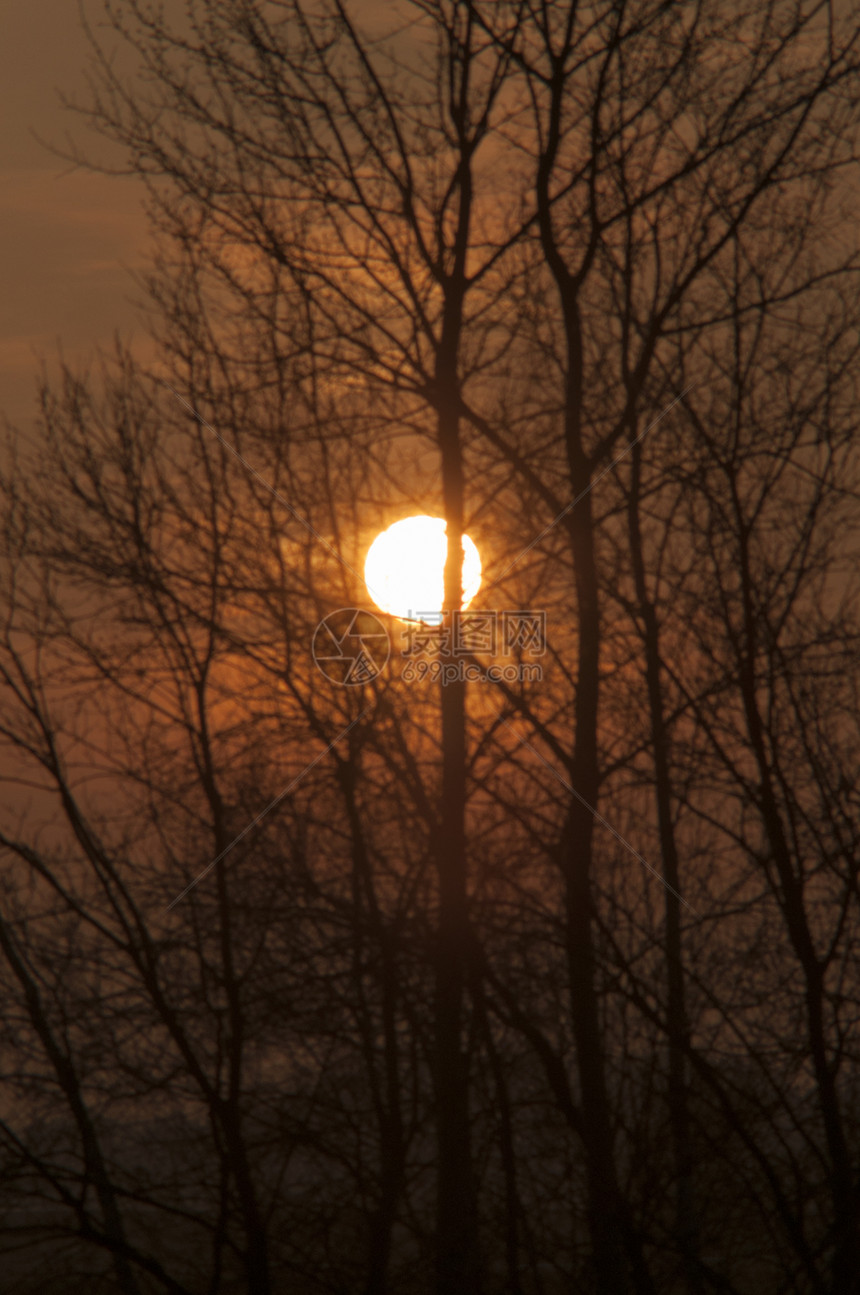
[0,0,150,434]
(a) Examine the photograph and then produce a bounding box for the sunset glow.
[364,516,482,623]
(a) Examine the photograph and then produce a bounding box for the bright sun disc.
[364,516,481,623]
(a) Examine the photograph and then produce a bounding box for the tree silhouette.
[1,2,860,1293]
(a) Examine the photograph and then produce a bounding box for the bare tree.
[1,2,859,1293]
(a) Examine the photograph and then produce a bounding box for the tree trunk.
[434,332,484,1295]
[627,434,702,1294]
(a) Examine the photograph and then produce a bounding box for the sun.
[364,516,482,623]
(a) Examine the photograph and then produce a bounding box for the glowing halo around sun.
[364,516,482,623]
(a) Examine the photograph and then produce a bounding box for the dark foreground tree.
[1,2,860,1293]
